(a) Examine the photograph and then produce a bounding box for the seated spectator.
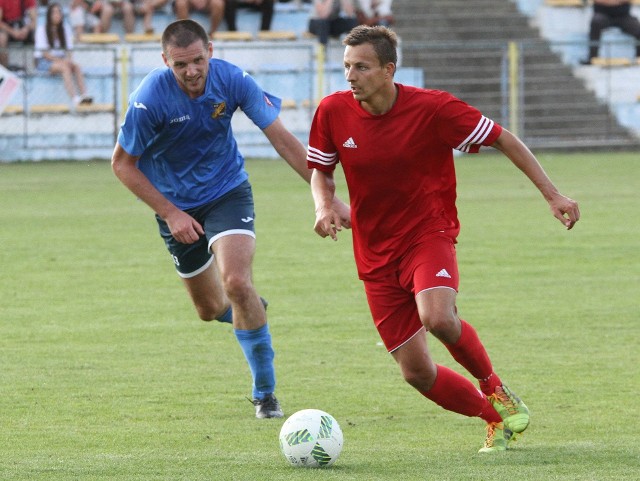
[308,0,358,46]
[0,0,37,69]
[356,0,393,27]
[70,0,107,38]
[173,0,224,37]
[69,0,136,38]
[582,0,640,64]
[34,2,93,107]
[133,0,169,34]
[224,0,274,32]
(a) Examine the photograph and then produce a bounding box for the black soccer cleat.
[252,393,283,419]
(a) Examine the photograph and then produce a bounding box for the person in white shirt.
[34,2,93,106]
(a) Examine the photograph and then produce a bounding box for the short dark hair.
[343,25,398,67]
[162,19,209,56]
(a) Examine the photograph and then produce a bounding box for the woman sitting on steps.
[34,2,93,107]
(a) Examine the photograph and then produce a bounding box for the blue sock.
[216,307,232,324]
[234,324,276,400]
[216,297,267,323]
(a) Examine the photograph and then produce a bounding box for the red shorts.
[363,233,460,352]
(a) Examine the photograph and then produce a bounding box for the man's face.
[343,43,390,103]
[162,40,213,98]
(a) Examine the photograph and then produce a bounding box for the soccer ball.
[279,409,343,467]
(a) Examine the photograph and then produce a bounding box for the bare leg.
[120,1,136,34]
[211,234,265,330]
[71,62,88,96]
[208,0,225,35]
[50,58,78,99]
[181,259,230,321]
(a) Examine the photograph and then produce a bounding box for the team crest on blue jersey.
[211,102,226,119]
[264,95,273,107]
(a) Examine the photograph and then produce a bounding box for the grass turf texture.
[1,152,638,480]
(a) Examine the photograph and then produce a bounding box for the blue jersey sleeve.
[226,67,281,130]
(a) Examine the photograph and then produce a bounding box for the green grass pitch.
[1,152,638,480]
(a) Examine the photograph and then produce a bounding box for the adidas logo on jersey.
[343,137,357,148]
[435,269,452,278]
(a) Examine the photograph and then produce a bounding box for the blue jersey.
[117,58,281,209]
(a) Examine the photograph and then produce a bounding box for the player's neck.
[360,84,398,116]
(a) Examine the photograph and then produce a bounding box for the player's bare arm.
[492,129,580,230]
[311,168,343,241]
[263,119,351,228]
[111,142,204,243]
[263,118,313,182]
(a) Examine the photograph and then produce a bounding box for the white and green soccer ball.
[279,409,343,468]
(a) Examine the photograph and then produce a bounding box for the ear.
[161,51,169,67]
[386,62,396,78]
[207,41,213,58]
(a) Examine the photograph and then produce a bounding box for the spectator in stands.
[69,0,136,38]
[70,0,107,38]
[224,0,274,32]
[35,2,93,106]
[308,0,358,46]
[173,0,224,37]
[582,0,640,64]
[133,0,169,34]
[0,0,37,69]
[356,0,394,27]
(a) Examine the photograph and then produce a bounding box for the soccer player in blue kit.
[111,19,350,418]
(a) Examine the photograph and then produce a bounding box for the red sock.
[421,365,501,423]
[444,319,501,395]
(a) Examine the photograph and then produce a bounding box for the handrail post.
[508,41,520,137]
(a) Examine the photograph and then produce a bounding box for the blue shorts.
[156,180,255,278]
[36,58,53,73]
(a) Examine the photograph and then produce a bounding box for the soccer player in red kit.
[307,25,580,453]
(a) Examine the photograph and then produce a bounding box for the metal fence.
[400,37,640,150]
[1,36,638,162]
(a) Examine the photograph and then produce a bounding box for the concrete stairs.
[391,0,640,149]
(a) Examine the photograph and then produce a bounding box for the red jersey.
[307,84,502,280]
[0,0,36,22]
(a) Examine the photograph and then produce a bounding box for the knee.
[420,307,457,336]
[590,13,609,33]
[220,271,253,302]
[103,3,115,16]
[122,2,134,15]
[60,61,73,73]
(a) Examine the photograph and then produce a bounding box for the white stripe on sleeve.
[307,145,337,167]
[455,116,495,153]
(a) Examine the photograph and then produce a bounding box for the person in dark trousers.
[224,0,274,32]
[582,0,640,64]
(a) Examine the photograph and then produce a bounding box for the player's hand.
[314,206,343,241]
[165,210,205,244]
[331,198,352,229]
[549,193,580,230]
